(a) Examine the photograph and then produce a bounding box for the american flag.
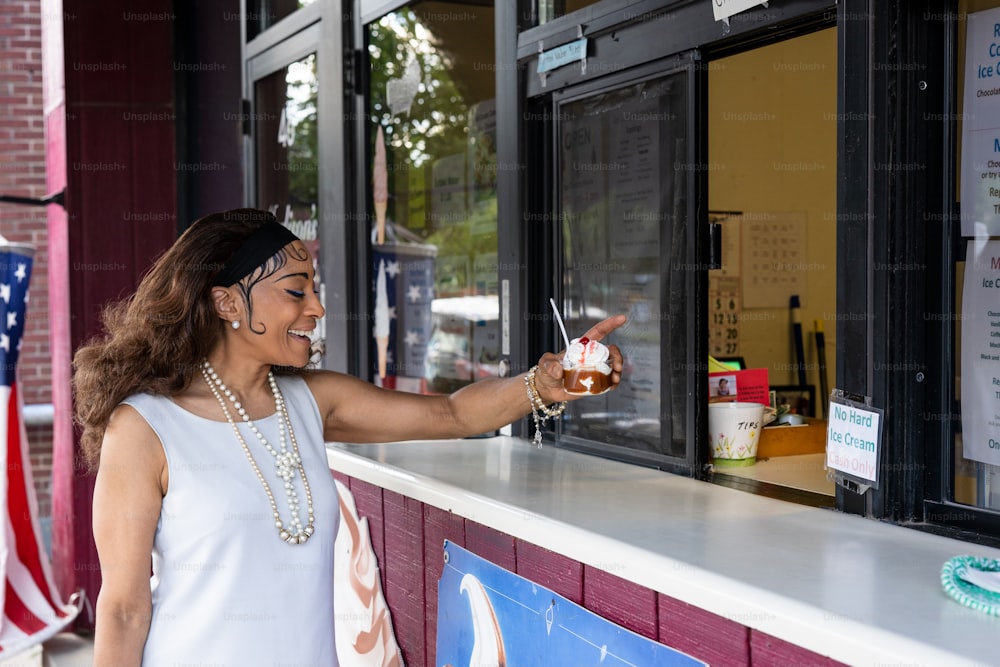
[0,243,78,654]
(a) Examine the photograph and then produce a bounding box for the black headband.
[212,221,301,287]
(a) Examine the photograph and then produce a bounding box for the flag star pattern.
[0,245,79,655]
[371,246,433,385]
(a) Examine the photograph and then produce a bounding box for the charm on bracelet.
[524,365,567,447]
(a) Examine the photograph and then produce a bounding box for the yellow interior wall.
[708,28,838,393]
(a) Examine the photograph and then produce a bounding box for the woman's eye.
[285,289,305,298]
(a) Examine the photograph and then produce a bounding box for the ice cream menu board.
[961,7,1000,237]
[608,94,661,259]
[558,73,686,451]
[961,239,1000,466]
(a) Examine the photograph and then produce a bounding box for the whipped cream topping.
[562,336,611,374]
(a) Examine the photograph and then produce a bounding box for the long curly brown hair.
[73,208,302,469]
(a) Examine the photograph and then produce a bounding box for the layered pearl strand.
[201,360,315,545]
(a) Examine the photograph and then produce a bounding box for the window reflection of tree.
[255,53,318,222]
[286,56,318,212]
[368,5,497,298]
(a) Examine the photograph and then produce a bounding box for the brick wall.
[1,0,54,520]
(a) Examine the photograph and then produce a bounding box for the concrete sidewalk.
[42,634,93,667]
[0,634,93,667]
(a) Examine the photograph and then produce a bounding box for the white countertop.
[327,437,1000,667]
[716,452,836,496]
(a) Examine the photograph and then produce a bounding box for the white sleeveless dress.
[123,375,340,666]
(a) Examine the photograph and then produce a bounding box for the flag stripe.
[6,386,63,614]
[2,580,45,635]
[5,516,70,625]
[0,608,31,653]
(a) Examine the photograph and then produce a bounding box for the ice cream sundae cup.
[562,336,613,396]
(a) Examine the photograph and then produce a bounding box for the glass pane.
[253,53,324,364]
[557,72,689,457]
[367,2,499,394]
[534,0,603,26]
[245,0,317,41]
[953,0,1000,512]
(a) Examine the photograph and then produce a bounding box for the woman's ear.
[210,286,240,322]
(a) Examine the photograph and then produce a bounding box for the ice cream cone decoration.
[376,336,389,379]
[374,201,387,246]
[373,125,388,245]
[374,259,391,378]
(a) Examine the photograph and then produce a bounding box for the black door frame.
[243,1,351,373]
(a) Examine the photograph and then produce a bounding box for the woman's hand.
[533,314,627,404]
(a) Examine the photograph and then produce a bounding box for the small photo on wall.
[709,374,737,402]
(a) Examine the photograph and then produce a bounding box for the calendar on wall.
[708,212,742,357]
[709,276,741,357]
[741,212,807,309]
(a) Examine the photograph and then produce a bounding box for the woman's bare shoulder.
[104,402,158,441]
[99,403,167,489]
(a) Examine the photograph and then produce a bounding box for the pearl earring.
[231,320,240,330]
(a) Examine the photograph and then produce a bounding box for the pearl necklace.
[200,361,315,545]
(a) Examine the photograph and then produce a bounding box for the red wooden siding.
[659,595,751,666]
[383,489,426,666]
[516,540,584,605]
[339,472,848,667]
[422,505,465,667]
[52,0,179,618]
[584,565,660,641]
[347,478,387,591]
[465,519,516,572]
[751,630,846,666]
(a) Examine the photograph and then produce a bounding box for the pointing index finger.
[581,314,628,342]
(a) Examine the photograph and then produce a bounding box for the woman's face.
[239,242,324,368]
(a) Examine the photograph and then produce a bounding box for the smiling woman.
[71,207,626,666]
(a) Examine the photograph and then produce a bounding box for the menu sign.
[961,239,1000,466]
[960,7,1000,237]
[608,95,660,260]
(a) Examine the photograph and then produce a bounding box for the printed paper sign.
[960,239,1000,466]
[709,368,769,404]
[537,38,587,73]
[826,396,882,484]
[960,7,1000,237]
[712,0,768,22]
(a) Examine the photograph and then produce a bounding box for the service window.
[704,28,838,502]
[544,22,840,496]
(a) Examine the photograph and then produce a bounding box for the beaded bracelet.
[941,555,1000,617]
[524,365,567,447]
